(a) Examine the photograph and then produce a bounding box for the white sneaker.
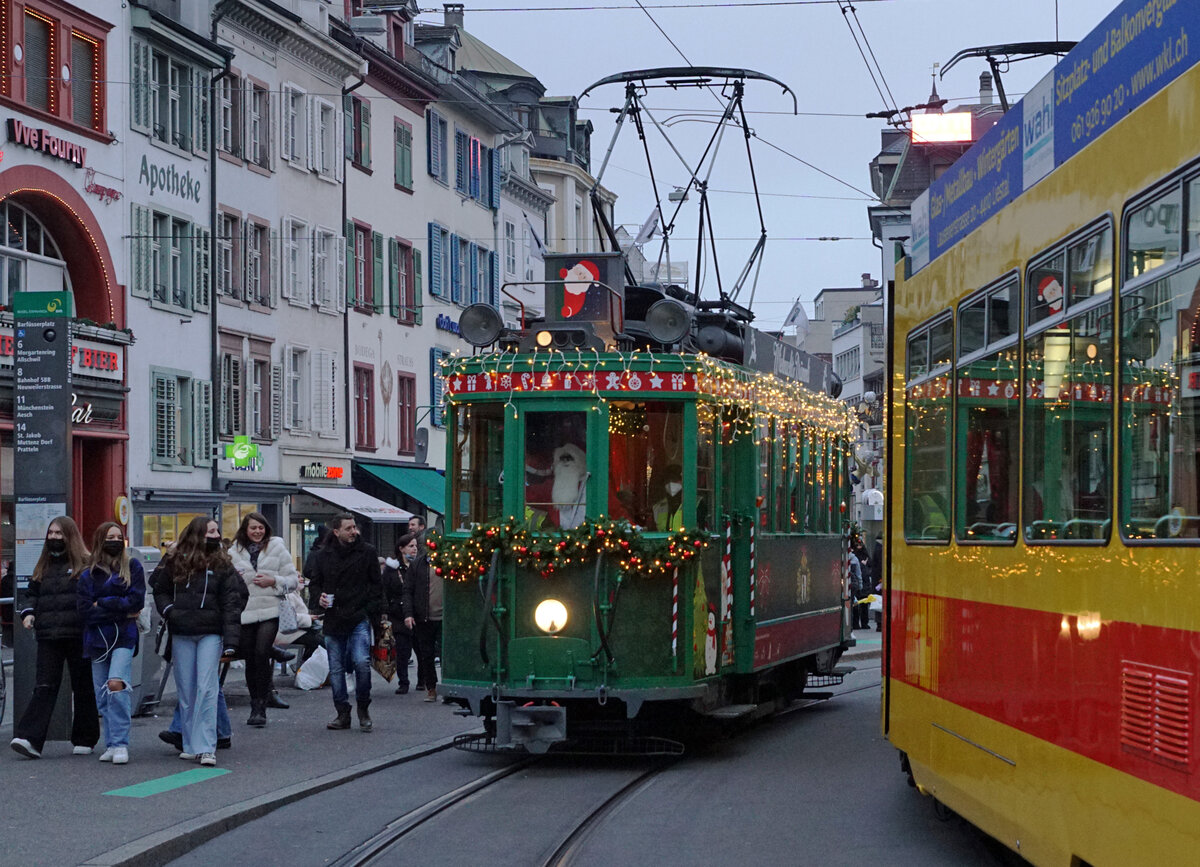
[10,738,41,759]
[199,753,217,767]
[111,747,129,764]
[72,745,93,756]
[180,752,198,761]
[99,747,116,762]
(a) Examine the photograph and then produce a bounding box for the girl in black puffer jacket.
[151,517,243,767]
[10,517,99,760]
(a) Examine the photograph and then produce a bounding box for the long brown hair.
[163,516,231,582]
[234,511,273,551]
[31,516,90,581]
[89,521,132,587]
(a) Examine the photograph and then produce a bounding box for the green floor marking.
[104,768,230,798]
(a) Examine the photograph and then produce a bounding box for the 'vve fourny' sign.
[7,119,86,168]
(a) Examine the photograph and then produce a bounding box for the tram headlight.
[534,598,569,634]
[535,330,553,348]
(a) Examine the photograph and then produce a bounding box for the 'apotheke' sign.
[7,119,85,168]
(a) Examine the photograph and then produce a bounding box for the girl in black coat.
[381,534,417,694]
[10,516,99,759]
[150,517,243,766]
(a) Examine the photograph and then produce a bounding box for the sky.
[432,0,1114,330]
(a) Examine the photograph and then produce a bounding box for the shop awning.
[300,486,412,523]
[358,464,446,515]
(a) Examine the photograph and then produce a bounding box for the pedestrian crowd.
[9,511,439,767]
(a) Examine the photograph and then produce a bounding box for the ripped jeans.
[91,646,134,749]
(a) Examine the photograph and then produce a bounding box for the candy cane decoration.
[720,519,735,667]
[671,567,679,664]
[748,520,756,619]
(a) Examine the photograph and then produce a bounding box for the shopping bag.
[295,646,329,690]
[371,619,397,683]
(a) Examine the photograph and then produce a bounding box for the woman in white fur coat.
[229,512,298,727]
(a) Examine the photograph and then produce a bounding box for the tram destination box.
[543,251,625,346]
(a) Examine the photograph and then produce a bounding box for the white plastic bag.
[294,646,329,690]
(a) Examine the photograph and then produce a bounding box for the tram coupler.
[495,700,567,754]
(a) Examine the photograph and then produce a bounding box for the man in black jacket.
[308,513,383,731]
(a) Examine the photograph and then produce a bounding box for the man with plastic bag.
[306,514,384,732]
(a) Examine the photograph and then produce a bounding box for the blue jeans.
[325,619,371,709]
[170,687,230,740]
[91,646,134,749]
[172,634,222,755]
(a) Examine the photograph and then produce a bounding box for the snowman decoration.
[559,260,600,318]
[704,605,718,675]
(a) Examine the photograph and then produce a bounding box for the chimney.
[979,71,994,105]
[444,3,464,28]
[861,272,876,288]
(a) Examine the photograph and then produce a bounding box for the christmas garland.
[428,518,708,583]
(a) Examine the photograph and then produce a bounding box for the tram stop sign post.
[12,290,74,740]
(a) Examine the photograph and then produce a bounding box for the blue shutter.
[490,249,500,307]
[489,147,501,208]
[427,223,443,298]
[427,111,438,177]
[469,138,481,200]
[455,131,468,194]
[430,348,446,428]
[449,234,461,304]
[468,243,479,305]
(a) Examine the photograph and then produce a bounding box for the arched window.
[0,199,70,309]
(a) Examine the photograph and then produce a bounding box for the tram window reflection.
[988,281,1019,341]
[956,349,1019,542]
[1126,187,1182,280]
[696,407,715,532]
[452,404,505,529]
[526,410,589,530]
[606,402,683,531]
[1068,226,1113,306]
[1022,303,1114,542]
[1187,176,1200,254]
[1120,262,1200,540]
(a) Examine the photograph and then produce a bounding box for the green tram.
[433,257,858,753]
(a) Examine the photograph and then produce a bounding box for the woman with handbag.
[10,516,99,759]
[150,517,242,767]
[77,522,146,765]
[229,512,298,727]
[381,535,417,694]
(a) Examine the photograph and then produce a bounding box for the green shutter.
[345,220,356,306]
[413,248,423,325]
[388,236,400,318]
[372,230,384,312]
[360,99,371,167]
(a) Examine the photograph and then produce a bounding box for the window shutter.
[240,218,250,302]
[193,379,212,466]
[333,101,345,182]
[427,223,442,299]
[313,349,338,438]
[413,248,423,325]
[345,220,356,308]
[193,71,210,155]
[343,94,353,166]
[193,226,211,312]
[280,88,292,162]
[269,224,280,308]
[280,218,293,300]
[307,95,317,172]
[372,230,384,313]
[468,242,478,305]
[335,232,347,313]
[455,131,468,194]
[131,39,151,132]
[152,373,176,463]
[430,348,446,428]
[311,230,322,309]
[283,346,296,431]
[490,146,501,208]
[388,237,400,318]
[490,249,500,308]
[449,234,461,303]
[360,98,371,168]
[268,91,278,171]
[131,203,152,299]
[270,362,283,439]
[427,110,438,177]
[470,138,481,200]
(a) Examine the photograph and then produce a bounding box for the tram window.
[958,296,986,357]
[929,318,954,369]
[956,346,1019,542]
[1126,187,1182,280]
[757,419,771,530]
[451,404,505,530]
[773,424,789,531]
[1022,302,1114,542]
[906,332,929,379]
[1067,226,1113,305]
[525,410,589,530]
[1120,260,1200,541]
[988,281,1019,341]
[904,373,951,543]
[1028,253,1067,326]
[696,407,715,532]
[790,432,806,530]
[1187,177,1200,254]
[606,402,683,531]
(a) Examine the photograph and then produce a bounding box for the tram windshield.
[451,404,505,530]
[606,402,684,530]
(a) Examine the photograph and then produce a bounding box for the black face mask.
[205,538,222,552]
[102,539,124,556]
[46,538,66,556]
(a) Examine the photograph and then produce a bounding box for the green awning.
[359,464,446,515]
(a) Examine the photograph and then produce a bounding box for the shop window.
[526,410,589,530]
[451,403,504,530]
[607,402,684,530]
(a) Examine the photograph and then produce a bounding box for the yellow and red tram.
[888,2,1200,863]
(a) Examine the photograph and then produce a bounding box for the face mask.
[205,538,222,552]
[102,540,124,556]
[666,482,683,497]
[46,538,66,555]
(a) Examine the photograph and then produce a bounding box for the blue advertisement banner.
[1054,0,1200,163]
[926,109,1022,262]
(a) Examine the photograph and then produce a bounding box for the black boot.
[266,690,289,709]
[327,705,352,730]
[247,701,267,727]
[357,702,373,733]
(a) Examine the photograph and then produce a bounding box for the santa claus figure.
[525,442,588,529]
[1038,275,1064,316]
[559,260,600,318]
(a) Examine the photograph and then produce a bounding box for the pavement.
[0,628,883,867]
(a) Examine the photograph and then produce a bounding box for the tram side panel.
[750,533,845,671]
